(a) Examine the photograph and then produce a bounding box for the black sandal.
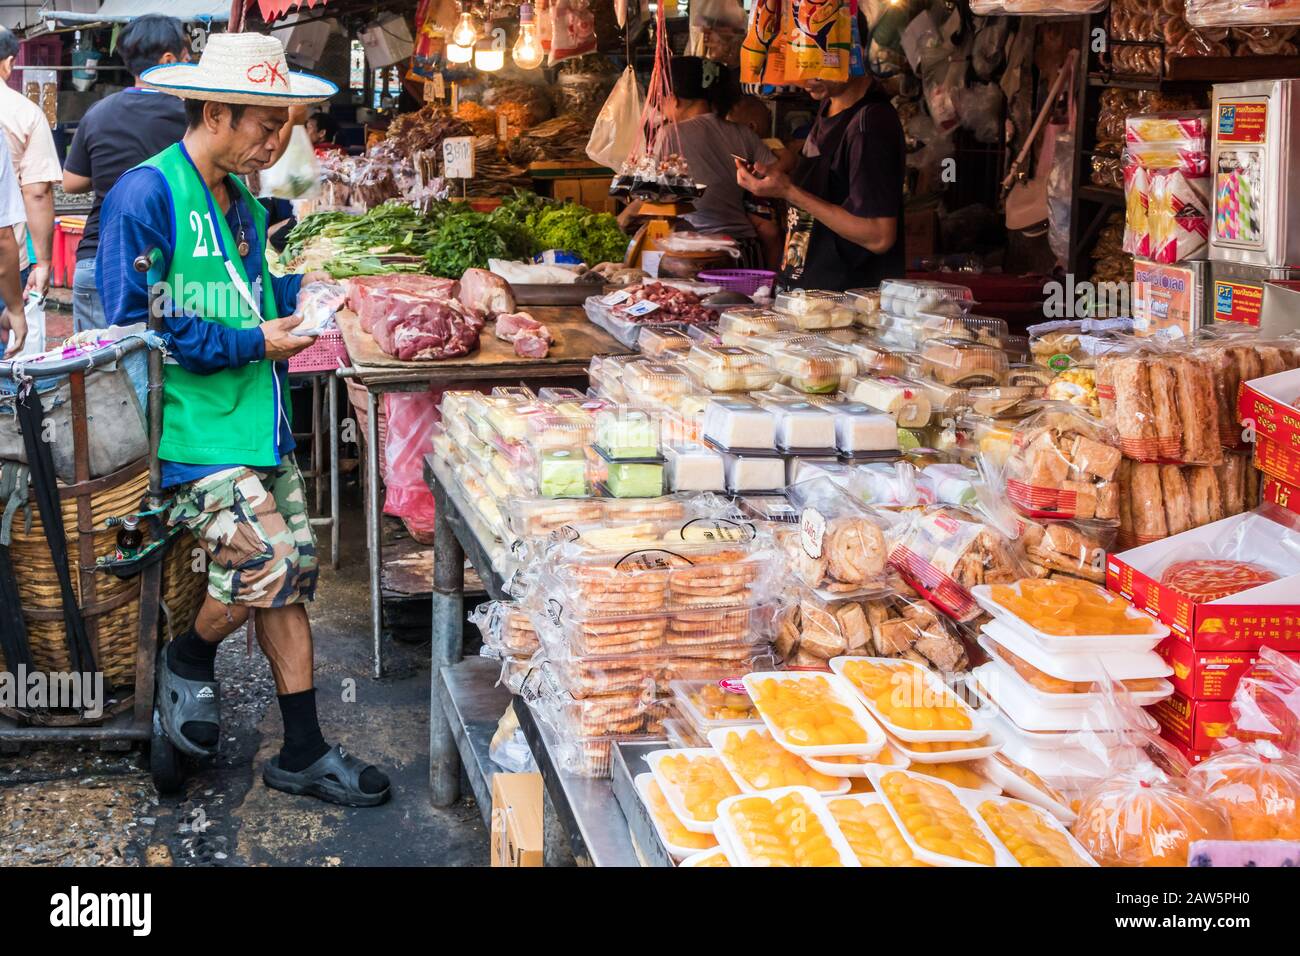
[262,745,392,808]
[156,649,220,759]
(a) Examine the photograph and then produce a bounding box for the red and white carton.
[1239,367,1300,486]
[1157,638,1300,700]
[1156,730,1212,766]
[1148,691,1234,752]
[1106,506,1300,652]
[1261,476,1300,518]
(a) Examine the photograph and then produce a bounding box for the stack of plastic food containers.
[524,516,782,777]
[966,577,1175,805]
[666,678,761,749]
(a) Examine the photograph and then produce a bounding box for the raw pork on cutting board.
[494,311,554,359]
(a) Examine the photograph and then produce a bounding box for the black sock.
[168,627,219,682]
[167,629,220,748]
[277,689,330,773]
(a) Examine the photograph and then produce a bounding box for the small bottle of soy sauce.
[116,514,144,559]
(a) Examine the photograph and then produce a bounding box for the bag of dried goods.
[1096,339,1223,464]
[1197,332,1300,449]
[470,600,541,658]
[1228,646,1300,753]
[1005,402,1122,521]
[777,478,894,597]
[1018,516,1118,583]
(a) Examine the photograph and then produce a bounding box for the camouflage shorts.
[167,458,318,608]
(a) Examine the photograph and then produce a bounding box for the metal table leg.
[328,373,340,571]
[366,387,383,679]
[312,374,324,516]
[430,480,465,808]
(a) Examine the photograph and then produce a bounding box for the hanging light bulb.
[512,4,544,70]
[474,38,504,72]
[446,41,474,64]
[452,11,480,48]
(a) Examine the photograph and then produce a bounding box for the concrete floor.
[0,489,489,867]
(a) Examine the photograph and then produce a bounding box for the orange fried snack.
[720,729,843,792]
[911,761,989,792]
[1071,778,1230,867]
[827,799,929,867]
[978,800,1089,867]
[644,779,718,851]
[657,752,741,824]
[690,683,758,722]
[990,578,1158,636]
[726,791,846,867]
[879,771,996,865]
[749,676,868,748]
[840,660,972,732]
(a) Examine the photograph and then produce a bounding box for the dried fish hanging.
[609,0,702,204]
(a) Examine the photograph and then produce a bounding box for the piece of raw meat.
[512,328,551,358]
[371,299,482,361]
[347,275,459,332]
[494,311,546,339]
[458,268,516,319]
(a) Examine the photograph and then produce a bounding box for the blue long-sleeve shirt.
[96,163,304,487]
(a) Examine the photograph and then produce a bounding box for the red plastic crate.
[288,329,348,373]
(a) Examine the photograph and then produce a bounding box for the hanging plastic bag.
[382,389,441,540]
[740,0,783,89]
[585,66,644,169]
[260,126,321,200]
[785,0,852,83]
[14,291,45,358]
[548,0,597,65]
[687,0,748,66]
[1187,741,1300,841]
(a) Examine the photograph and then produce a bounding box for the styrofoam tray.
[829,656,987,743]
[741,671,887,758]
[863,766,1017,867]
[645,747,736,834]
[822,792,940,867]
[980,705,1125,789]
[969,582,1167,654]
[972,792,1098,867]
[977,634,1174,709]
[969,662,1162,733]
[706,725,851,796]
[886,731,1003,764]
[978,753,1077,825]
[980,618,1172,683]
[802,740,912,778]
[679,845,733,867]
[634,773,719,862]
[715,786,860,868]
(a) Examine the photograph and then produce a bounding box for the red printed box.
[1157,638,1300,699]
[1148,691,1234,752]
[1157,730,1213,766]
[1261,476,1300,517]
[1107,509,1300,652]
[1240,368,1300,486]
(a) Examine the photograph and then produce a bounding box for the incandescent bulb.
[452,11,479,48]
[446,41,474,64]
[512,5,544,70]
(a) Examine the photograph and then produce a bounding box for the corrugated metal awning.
[42,0,231,24]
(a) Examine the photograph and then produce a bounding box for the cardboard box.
[1149,691,1234,752]
[1106,509,1300,652]
[1157,729,1213,765]
[1261,476,1300,517]
[1239,367,1300,487]
[1254,433,1300,487]
[490,773,543,867]
[1157,638,1300,699]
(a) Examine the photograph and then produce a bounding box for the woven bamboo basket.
[0,459,206,692]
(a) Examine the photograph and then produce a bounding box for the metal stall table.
[424,453,648,867]
[334,307,632,679]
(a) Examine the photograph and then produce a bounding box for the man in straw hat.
[97,32,390,807]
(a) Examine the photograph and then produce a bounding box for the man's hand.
[261,314,314,361]
[25,263,49,298]
[300,270,332,287]
[736,159,792,200]
[1,305,27,359]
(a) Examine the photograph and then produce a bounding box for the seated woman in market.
[621,57,780,270]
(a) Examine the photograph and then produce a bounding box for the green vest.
[142,143,284,467]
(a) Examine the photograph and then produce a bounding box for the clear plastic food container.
[760,397,837,452]
[845,288,882,327]
[536,603,778,658]
[717,307,786,337]
[670,678,761,732]
[506,497,607,538]
[702,397,776,452]
[647,747,743,832]
[848,376,933,428]
[708,725,852,796]
[771,346,857,394]
[634,773,719,859]
[879,279,974,318]
[965,385,1042,418]
[623,361,697,403]
[520,410,594,452]
[716,786,860,866]
[536,447,591,498]
[664,442,726,492]
[593,405,661,459]
[773,290,855,329]
[832,338,919,378]
[743,670,887,758]
[662,718,709,750]
[915,379,968,423]
[685,344,780,392]
[829,656,986,744]
[536,386,587,402]
[816,400,898,454]
[722,451,786,492]
[919,337,1009,387]
[599,456,666,499]
[637,326,695,359]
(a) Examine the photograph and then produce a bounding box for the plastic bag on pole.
[260,126,321,200]
[585,67,644,169]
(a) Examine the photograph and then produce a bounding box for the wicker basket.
[0,459,206,692]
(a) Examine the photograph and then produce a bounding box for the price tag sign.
[433,72,445,99]
[497,112,508,141]
[443,136,475,179]
[423,79,437,102]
